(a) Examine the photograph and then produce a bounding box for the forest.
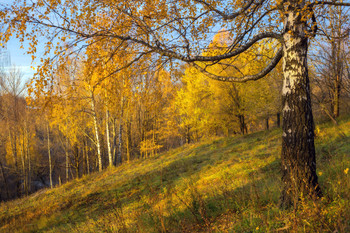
[0,0,350,232]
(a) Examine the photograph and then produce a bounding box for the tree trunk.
[265,117,269,130]
[91,92,102,172]
[280,2,321,208]
[75,153,80,179]
[106,109,113,167]
[117,118,123,165]
[126,117,131,163]
[116,97,125,165]
[330,16,343,119]
[84,137,90,175]
[0,161,10,199]
[276,112,281,128]
[25,121,31,194]
[65,136,69,183]
[112,118,118,164]
[333,73,341,118]
[186,125,191,144]
[238,115,246,135]
[20,135,26,194]
[47,123,53,189]
[9,130,20,197]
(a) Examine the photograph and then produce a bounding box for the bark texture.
[280,0,321,208]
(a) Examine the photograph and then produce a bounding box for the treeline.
[0,24,350,202]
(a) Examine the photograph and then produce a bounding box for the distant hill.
[1,118,349,232]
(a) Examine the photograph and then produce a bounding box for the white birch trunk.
[106,108,113,167]
[280,0,321,208]
[91,92,102,172]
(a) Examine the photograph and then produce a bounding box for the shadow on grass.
[129,160,282,233]
[5,129,282,232]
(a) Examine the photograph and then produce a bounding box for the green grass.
[1,118,350,232]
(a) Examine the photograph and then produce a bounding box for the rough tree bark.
[280,0,321,208]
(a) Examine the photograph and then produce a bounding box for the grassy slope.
[0,118,349,233]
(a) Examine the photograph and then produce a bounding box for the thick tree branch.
[152,32,282,62]
[194,0,266,20]
[312,1,350,7]
[192,47,283,82]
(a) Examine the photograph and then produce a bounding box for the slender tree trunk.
[126,103,131,163]
[91,92,102,172]
[126,118,131,163]
[8,130,20,197]
[75,154,79,179]
[266,117,269,130]
[333,73,341,118]
[20,136,26,194]
[25,120,31,194]
[23,131,28,195]
[138,106,142,158]
[47,123,53,189]
[117,118,123,164]
[280,1,321,208]
[126,121,130,162]
[14,133,21,196]
[152,120,156,157]
[66,136,69,182]
[106,109,113,167]
[0,161,10,199]
[331,15,343,119]
[186,125,191,144]
[238,115,246,135]
[84,137,90,175]
[112,118,118,164]
[276,112,281,128]
[116,97,124,165]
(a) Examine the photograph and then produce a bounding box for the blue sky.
[0,0,39,81]
[2,35,39,82]
[4,38,37,80]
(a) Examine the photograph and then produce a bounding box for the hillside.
[0,118,349,232]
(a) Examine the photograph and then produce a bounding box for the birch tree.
[2,0,350,207]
